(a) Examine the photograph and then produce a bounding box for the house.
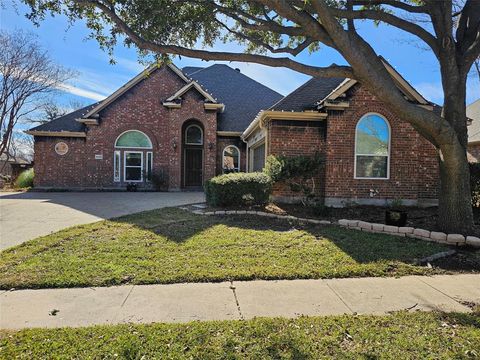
[0,153,33,187]
[467,99,480,162]
[27,61,439,206]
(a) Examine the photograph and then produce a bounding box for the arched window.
[223,145,240,173]
[355,113,390,179]
[185,125,203,145]
[115,130,152,148]
[113,130,153,183]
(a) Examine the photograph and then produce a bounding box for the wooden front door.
[184,147,203,187]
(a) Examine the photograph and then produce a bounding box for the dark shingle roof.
[270,77,345,112]
[29,102,101,133]
[182,66,204,76]
[186,64,283,132]
[30,64,283,134]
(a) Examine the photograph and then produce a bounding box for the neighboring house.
[0,153,33,187]
[27,60,439,206]
[467,99,480,162]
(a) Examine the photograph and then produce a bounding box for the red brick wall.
[216,137,247,174]
[267,121,327,200]
[33,137,87,188]
[324,84,439,205]
[34,66,218,190]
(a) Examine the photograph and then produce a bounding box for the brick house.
[27,60,439,206]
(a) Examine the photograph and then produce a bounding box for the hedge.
[205,172,272,207]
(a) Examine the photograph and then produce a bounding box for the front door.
[184,147,203,187]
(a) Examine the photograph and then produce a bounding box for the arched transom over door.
[183,123,204,187]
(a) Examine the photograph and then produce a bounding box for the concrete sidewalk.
[1,274,479,329]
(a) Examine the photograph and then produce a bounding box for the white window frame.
[124,151,144,182]
[354,112,391,180]
[113,150,121,182]
[222,145,241,173]
[115,130,153,149]
[146,151,153,182]
[185,124,203,145]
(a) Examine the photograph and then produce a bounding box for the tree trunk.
[433,54,474,234]
[437,142,473,234]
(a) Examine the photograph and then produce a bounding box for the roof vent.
[235,68,241,72]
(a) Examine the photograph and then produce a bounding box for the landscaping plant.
[15,168,33,189]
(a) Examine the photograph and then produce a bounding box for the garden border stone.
[186,206,479,248]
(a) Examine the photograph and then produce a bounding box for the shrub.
[205,172,272,207]
[470,163,480,207]
[15,168,34,188]
[264,153,325,205]
[150,168,169,191]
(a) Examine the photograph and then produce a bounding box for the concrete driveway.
[0,191,204,250]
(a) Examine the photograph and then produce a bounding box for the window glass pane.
[125,152,142,166]
[185,126,203,144]
[116,131,151,148]
[356,115,389,155]
[223,146,239,173]
[356,156,388,178]
[114,151,120,182]
[252,144,265,172]
[125,167,142,181]
[146,152,153,181]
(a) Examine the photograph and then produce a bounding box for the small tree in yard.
[0,31,72,162]
[21,0,480,233]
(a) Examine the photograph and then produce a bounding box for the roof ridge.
[193,64,283,98]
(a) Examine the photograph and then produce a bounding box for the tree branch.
[328,7,440,57]
[73,0,353,78]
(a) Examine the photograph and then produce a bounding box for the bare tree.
[0,30,72,160]
[21,0,480,233]
[27,99,85,124]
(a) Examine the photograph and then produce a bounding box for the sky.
[1,1,479,111]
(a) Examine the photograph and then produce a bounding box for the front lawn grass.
[0,208,467,289]
[1,311,479,359]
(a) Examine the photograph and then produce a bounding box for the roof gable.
[187,64,283,132]
[82,63,189,119]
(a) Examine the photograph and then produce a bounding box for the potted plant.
[126,183,138,192]
[385,198,407,226]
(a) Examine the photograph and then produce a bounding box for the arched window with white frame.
[354,113,390,179]
[114,130,153,183]
[185,124,203,145]
[223,145,240,173]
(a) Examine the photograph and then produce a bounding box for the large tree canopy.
[23,0,480,233]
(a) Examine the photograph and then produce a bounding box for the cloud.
[58,83,107,101]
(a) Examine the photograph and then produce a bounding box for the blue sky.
[1,1,479,109]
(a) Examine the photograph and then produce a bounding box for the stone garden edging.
[190,209,480,249]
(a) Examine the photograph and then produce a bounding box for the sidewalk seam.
[324,281,355,314]
[121,285,135,307]
[230,281,244,320]
[415,277,469,307]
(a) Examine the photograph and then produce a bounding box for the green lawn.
[1,311,479,359]
[0,208,468,289]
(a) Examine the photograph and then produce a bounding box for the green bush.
[264,153,325,205]
[470,163,480,207]
[15,168,34,188]
[205,172,272,207]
